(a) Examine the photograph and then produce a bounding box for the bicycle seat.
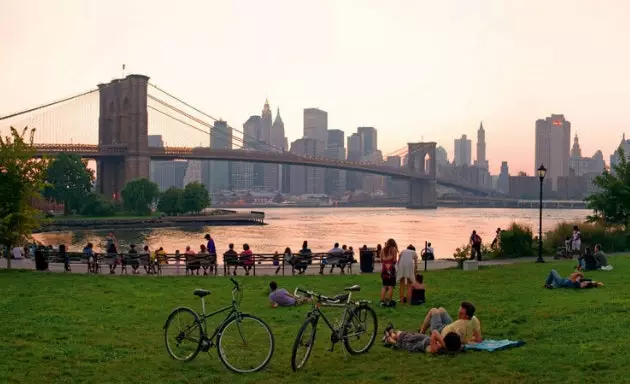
[344,285,361,292]
[193,289,211,298]
[329,293,349,302]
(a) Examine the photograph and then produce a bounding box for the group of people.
[380,239,426,307]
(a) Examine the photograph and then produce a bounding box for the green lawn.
[1,257,627,384]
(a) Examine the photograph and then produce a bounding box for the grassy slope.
[1,257,628,384]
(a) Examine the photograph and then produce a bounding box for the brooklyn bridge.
[1,74,502,208]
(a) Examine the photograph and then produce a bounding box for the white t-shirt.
[398,249,418,266]
[12,247,24,259]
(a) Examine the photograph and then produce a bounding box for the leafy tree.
[0,127,49,268]
[158,187,183,215]
[43,153,94,215]
[586,147,630,230]
[181,182,210,213]
[80,192,117,217]
[273,193,285,204]
[120,178,160,215]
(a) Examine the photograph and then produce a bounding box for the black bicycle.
[291,285,377,372]
[163,278,275,373]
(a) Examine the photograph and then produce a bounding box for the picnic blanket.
[464,339,525,352]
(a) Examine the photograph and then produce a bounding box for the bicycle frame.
[197,288,242,341]
[295,288,359,338]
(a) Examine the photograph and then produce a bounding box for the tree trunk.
[6,242,12,269]
[64,199,71,216]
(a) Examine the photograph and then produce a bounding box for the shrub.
[498,223,535,258]
[80,193,117,217]
[453,245,470,269]
[544,221,630,253]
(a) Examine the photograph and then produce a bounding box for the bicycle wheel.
[291,317,317,372]
[164,307,203,362]
[343,305,377,354]
[217,314,275,373]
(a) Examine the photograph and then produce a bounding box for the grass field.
[1,257,628,384]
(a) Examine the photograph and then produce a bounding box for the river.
[32,207,589,259]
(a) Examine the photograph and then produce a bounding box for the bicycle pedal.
[200,340,213,352]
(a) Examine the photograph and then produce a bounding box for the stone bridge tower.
[407,142,437,209]
[96,75,151,199]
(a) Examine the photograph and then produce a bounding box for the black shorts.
[382,277,397,287]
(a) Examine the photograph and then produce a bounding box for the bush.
[544,221,630,253]
[80,193,117,217]
[498,223,535,258]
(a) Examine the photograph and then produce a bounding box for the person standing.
[397,245,418,304]
[380,239,398,307]
[571,226,582,258]
[204,233,217,275]
[470,230,482,261]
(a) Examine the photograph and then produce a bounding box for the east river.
[31,207,591,259]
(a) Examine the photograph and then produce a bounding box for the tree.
[120,178,160,215]
[181,182,211,213]
[80,192,117,217]
[585,146,630,230]
[158,187,183,215]
[273,193,285,204]
[0,127,49,268]
[44,153,94,215]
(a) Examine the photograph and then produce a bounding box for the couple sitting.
[577,244,613,272]
[383,302,482,354]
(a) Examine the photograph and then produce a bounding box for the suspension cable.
[0,89,98,121]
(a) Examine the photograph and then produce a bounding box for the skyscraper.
[271,107,286,191]
[207,120,232,192]
[357,127,377,156]
[260,100,278,191]
[474,122,488,169]
[346,132,363,191]
[610,133,630,173]
[289,138,325,195]
[325,129,346,195]
[304,108,328,148]
[535,114,571,190]
[454,134,472,166]
[242,116,262,188]
[498,161,509,194]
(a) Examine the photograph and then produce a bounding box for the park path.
[0,255,588,277]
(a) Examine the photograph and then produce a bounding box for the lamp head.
[537,164,547,180]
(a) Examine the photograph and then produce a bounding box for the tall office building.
[436,146,449,166]
[346,132,363,191]
[325,129,347,195]
[357,127,377,156]
[260,100,278,191]
[289,138,325,195]
[207,120,232,192]
[535,114,571,190]
[474,122,488,169]
[148,135,187,191]
[454,134,472,166]
[610,133,630,172]
[242,115,264,189]
[304,108,328,148]
[498,161,510,194]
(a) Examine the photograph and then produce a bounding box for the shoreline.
[35,213,265,233]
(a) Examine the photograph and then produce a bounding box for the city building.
[535,114,571,190]
[289,138,325,195]
[497,161,510,194]
[385,155,408,198]
[569,134,606,176]
[242,114,266,189]
[271,107,286,191]
[346,132,363,191]
[303,108,328,148]
[508,175,553,199]
[325,129,347,195]
[327,129,345,149]
[357,127,377,156]
[610,133,630,172]
[454,134,472,166]
[148,134,188,191]
[435,146,449,167]
[183,160,202,186]
[208,120,232,192]
[474,122,488,169]
[362,150,384,194]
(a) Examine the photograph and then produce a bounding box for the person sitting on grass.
[593,244,613,271]
[382,323,461,354]
[419,302,482,345]
[410,274,426,305]
[268,281,309,308]
[543,269,604,289]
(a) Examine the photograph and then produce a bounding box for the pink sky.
[1,0,629,174]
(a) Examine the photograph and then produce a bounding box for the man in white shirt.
[12,247,24,260]
[320,242,343,274]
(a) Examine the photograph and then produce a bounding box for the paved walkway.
[0,255,588,277]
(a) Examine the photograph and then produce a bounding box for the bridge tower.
[96,75,151,199]
[407,142,437,209]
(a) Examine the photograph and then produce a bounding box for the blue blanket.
[464,339,525,352]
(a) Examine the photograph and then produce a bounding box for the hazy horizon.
[1,0,629,174]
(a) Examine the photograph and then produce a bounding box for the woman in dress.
[397,244,418,304]
[380,239,398,307]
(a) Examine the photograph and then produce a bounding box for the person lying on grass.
[418,302,482,345]
[268,281,310,308]
[543,269,604,289]
[382,323,461,354]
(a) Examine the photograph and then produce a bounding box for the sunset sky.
[1,0,629,174]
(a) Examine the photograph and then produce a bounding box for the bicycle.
[163,278,275,373]
[290,284,377,372]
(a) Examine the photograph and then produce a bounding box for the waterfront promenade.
[0,256,575,276]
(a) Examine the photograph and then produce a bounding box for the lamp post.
[536,163,547,263]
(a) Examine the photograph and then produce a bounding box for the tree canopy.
[120,178,160,215]
[157,187,183,215]
[0,127,49,268]
[181,182,211,213]
[43,153,94,215]
[586,146,630,230]
[80,192,117,217]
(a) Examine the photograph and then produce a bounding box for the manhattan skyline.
[1,0,630,174]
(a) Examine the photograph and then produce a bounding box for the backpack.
[473,234,482,244]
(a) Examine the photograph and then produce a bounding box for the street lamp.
[536,163,547,263]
